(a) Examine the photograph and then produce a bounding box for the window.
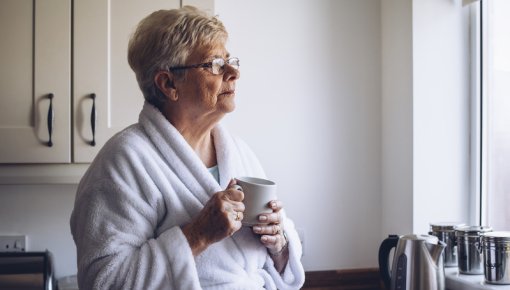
[480,0,510,230]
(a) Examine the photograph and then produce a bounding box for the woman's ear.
[154,71,178,101]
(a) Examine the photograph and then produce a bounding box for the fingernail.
[253,226,261,232]
[259,215,267,221]
[271,201,277,208]
[261,236,268,242]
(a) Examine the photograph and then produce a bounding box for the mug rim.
[236,176,275,186]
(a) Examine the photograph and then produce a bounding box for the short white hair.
[128,6,228,109]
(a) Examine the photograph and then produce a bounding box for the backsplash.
[0,184,78,279]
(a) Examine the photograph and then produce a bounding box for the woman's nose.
[223,65,240,81]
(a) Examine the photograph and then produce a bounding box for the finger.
[227,179,243,192]
[253,224,281,236]
[261,234,277,243]
[257,211,281,224]
[230,201,245,212]
[225,187,244,202]
[229,211,243,236]
[231,210,244,222]
[261,234,287,255]
[228,178,236,187]
[268,200,283,211]
[221,202,244,223]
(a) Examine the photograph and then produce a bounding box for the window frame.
[476,0,501,227]
[470,0,484,227]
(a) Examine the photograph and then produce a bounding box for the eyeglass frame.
[168,57,240,75]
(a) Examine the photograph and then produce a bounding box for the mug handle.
[378,234,399,290]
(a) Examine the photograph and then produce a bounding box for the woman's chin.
[217,97,236,113]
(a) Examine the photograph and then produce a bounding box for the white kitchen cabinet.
[0,0,71,163]
[0,0,213,165]
[0,0,213,182]
[73,0,182,162]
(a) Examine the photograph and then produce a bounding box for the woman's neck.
[181,125,217,167]
[163,108,219,167]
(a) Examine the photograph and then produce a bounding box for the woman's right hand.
[182,179,245,256]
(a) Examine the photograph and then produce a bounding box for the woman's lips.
[219,90,235,96]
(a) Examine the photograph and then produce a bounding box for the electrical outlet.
[296,228,305,257]
[0,235,26,252]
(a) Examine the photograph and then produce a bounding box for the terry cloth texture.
[70,102,305,290]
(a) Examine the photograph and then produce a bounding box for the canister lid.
[482,231,510,242]
[430,222,465,231]
[455,225,492,234]
[482,231,510,247]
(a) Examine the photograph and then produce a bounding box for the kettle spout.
[427,240,446,265]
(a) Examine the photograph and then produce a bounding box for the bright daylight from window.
[486,0,510,230]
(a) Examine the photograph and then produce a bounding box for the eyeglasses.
[169,57,240,75]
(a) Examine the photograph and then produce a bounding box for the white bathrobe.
[70,102,305,290]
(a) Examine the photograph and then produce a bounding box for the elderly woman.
[70,6,305,290]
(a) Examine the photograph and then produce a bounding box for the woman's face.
[174,42,240,121]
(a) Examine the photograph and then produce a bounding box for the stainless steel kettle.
[378,234,446,290]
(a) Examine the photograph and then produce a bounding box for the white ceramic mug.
[235,177,277,226]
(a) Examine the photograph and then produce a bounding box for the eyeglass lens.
[211,58,239,74]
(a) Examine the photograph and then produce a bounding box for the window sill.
[446,268,510,290]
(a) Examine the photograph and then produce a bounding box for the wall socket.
[0,235,26,252]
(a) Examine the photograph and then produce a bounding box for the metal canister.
[455,225,492,274]
[430,222,465,267]
[482,231,510,284]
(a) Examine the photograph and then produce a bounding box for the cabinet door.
[0,0,71,163]
[73,0,180,163]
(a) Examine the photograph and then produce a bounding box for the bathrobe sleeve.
[71,177,202,290]
[70,128,205,290]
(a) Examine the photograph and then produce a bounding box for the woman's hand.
[182,179,244,256]
[252,200,289,273]
[252,200,287,255]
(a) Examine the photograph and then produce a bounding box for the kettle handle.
[378,234,399,290]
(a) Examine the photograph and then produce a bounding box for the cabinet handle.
[90,93,96,146]
[47,93,54,147]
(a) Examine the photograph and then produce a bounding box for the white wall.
[0,0,473,279]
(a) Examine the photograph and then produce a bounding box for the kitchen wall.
[0,0,471,280]
[0,184,78,277]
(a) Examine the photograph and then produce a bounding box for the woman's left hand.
[252,200,287,255]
